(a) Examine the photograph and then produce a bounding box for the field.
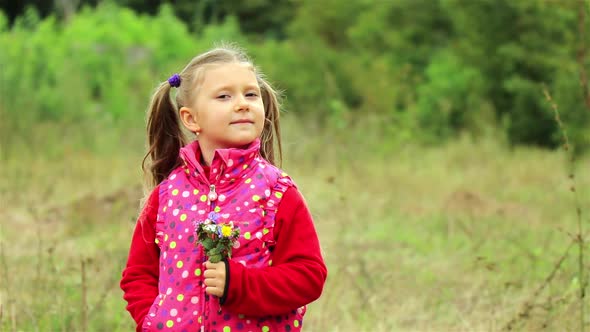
[1,116,589,332]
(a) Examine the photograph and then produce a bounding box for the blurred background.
[1,0,590,331]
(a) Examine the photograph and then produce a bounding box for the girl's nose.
[234,96,249,112]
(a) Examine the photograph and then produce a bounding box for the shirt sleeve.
[223,186,327,316]
[120,186,160,332]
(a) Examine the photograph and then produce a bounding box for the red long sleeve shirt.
[120,185,327,330]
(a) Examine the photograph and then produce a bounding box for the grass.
[1,115,589,331]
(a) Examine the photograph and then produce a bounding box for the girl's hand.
[204,260,226,297]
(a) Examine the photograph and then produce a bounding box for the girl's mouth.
[230,119,254,124]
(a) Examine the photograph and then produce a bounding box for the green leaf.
[201,237,215,250]
[209,254,222,263]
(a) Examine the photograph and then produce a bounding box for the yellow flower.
[221,224,233,237]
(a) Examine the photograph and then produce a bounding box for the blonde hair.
[142,44,283,189]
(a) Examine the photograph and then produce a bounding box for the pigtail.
[259,79,282,167]
[142,81,186,189]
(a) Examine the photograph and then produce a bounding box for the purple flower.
[208,211,219,222]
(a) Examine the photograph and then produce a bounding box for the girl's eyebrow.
[211,83,260,92]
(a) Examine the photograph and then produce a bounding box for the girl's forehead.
[198,63,258,89]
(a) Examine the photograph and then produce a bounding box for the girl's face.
[181,63,265,151]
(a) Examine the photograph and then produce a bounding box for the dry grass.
[1,116,589,331]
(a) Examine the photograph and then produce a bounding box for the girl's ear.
[179,106,200,133]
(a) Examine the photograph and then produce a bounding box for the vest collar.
[179,138,262,184]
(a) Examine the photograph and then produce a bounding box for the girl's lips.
[230,119,254,124]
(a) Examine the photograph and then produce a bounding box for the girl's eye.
[246,92,258,97]
[217,94,230,99]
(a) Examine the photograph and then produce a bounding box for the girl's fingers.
[205,261,221,269]
[205,260,225,271]
[203,261,225,296]
[204,276,224,288]
[205,286,223,297]
[203,269,216,278]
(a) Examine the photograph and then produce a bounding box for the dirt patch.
[444,189,535,221]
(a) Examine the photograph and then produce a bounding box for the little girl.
[120,45,327,332]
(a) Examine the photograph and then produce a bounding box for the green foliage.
[200,15,246,47]
[552,65,590,153]
[0,3,241,149]
[1,0,589,152]
[415,49,489,142]
[443,0,585,148]
[109,0,294,36]
[281,0,589,149]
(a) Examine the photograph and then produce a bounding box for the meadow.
[1,2,590,330]
[1,116,589,331]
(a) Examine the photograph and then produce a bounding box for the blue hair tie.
[168,74,181,88]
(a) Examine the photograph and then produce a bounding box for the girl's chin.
[211,139,257,150]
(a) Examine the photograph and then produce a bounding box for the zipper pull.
[208,185,218,202]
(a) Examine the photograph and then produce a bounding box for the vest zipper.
[205,183,223,329]
[208,184,218,202]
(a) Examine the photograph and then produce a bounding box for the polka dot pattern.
[143,139,304,331]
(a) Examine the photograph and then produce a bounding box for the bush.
[1,0,588,153]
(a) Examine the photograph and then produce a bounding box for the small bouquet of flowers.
[193,214,240,263]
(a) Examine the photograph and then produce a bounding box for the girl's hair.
[142,44,283,189]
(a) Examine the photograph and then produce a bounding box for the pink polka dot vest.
[142,139,306,332]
